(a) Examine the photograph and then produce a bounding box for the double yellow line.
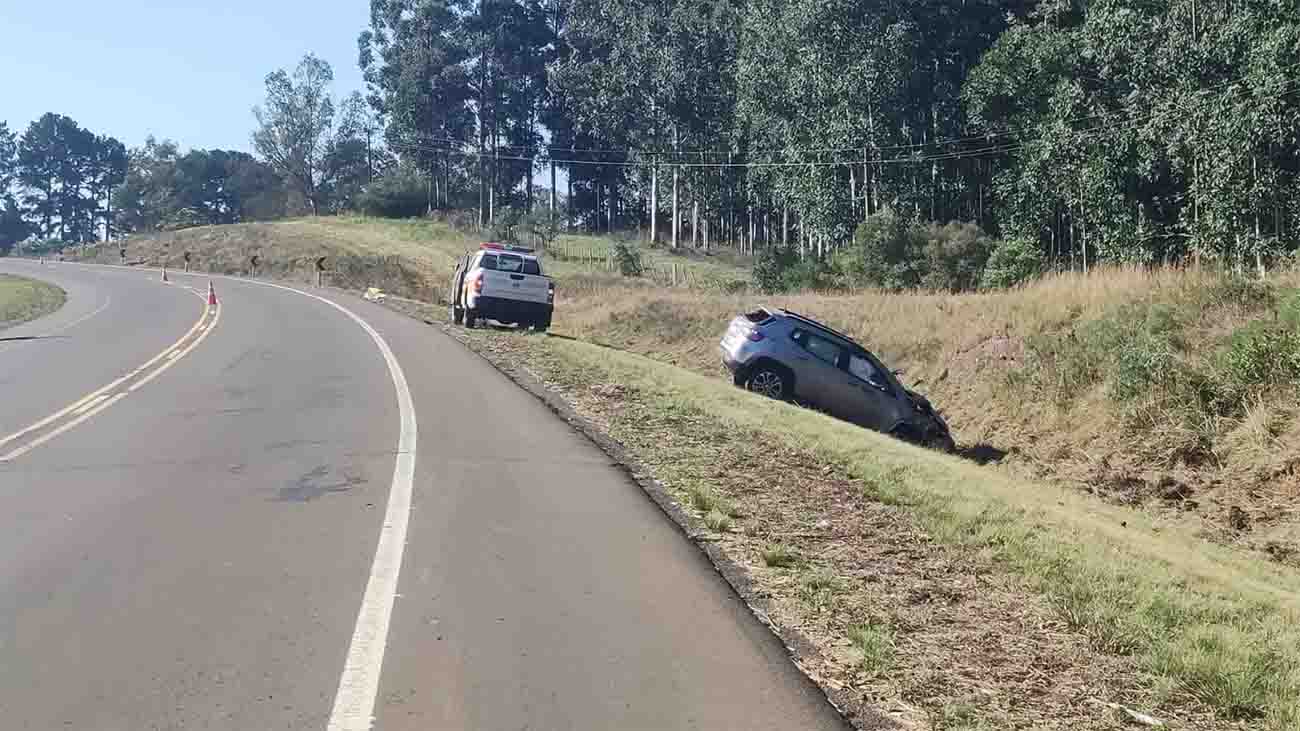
[0,288,221,462]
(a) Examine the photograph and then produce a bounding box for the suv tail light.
[473,275,483,293]
[547,281,555,303]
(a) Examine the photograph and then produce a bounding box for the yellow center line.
[0,302,210,451]
[0,287,221,461]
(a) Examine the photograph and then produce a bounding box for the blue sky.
[2,2,369,152]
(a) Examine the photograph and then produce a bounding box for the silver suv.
[720,307,954,451]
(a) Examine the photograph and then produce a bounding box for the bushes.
[612,237,644,277]
[756,213,1008,293]
[753,245,799,293]
[982,236,1043,289]
[842,211,998,292]
[1219,324,1300,395]
[1024,281,1300,422]
[357,167,428,219]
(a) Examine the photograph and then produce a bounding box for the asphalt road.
[0,259,847,730]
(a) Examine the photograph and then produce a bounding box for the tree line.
[357,0,1300,279]
[1,54,376,254]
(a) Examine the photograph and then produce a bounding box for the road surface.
[0,259,847,730]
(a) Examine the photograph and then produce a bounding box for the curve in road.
[0,259,848,731]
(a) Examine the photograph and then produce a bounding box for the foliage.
[0,195,30,254]
[1219,323,1300,395]
[253,54,367,215]
[357,166,428,219]
[14,113,126,243]
[753,245,799,293]
[612,237,644,277]
[981,236,1044,289]
[839,211,995,291]
[113,140,287,233]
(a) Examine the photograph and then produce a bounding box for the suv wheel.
[926,433,956,453]
[452,305,464,325]
[746,366,790,401]
[464,310,477,328]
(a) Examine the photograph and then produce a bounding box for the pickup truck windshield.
[490,254,542,276]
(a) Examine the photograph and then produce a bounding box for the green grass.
[761,543,800,568]
[0,274,65,329]
[702,509,733,532]
[848,621,896,677]
[687,485,717,513]
[535,335,1300,728]
[81,215,752,299]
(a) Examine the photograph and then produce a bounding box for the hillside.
[85,218,1300,559]
[79,216,751,303]
[554,268,1300,562]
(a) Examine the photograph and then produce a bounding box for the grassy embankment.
[456,317,1300,730]
[0,273,66,330]
[77,215,749,302]
[90,218,1300,727]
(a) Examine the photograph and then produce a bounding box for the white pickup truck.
[450,242,555,331]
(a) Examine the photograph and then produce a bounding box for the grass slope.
[544,266,1300,561]
[453,325,1300,730]
[0,273,66,330]
[77,216,750,303]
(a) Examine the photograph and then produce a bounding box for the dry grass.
[451,326,1300,729]
[534,265,1300,560]
[75,216,750,303]
[0,273,65,329]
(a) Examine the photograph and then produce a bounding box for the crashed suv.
[720,307,954,451]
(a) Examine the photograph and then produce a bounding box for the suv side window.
[801,332,844,366]
[479,253,499,271]
[847,353,883,385]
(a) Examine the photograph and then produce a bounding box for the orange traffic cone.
[161,266,169,283]
[207,281,218,307]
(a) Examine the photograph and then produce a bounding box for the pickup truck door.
[451,255,469,306]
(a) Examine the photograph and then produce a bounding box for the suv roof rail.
[778,308,857,345]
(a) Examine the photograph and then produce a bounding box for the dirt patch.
[947,335,1026,383]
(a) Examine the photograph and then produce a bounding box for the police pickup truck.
[450,242,555,331]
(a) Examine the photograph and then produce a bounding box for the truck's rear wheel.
[534,316,551,333]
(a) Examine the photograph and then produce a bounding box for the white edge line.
[13,263,419,728]
[232,278,417,731]
[48,295,112,335]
